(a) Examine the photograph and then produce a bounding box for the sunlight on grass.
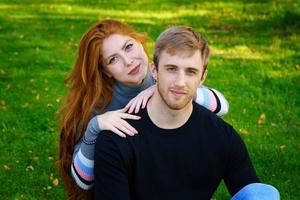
[1,3,208,21]
[1,1,299,199]
[2,2,279,23]
[212,45,268,60]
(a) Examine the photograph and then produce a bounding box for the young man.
[93,26,279,199]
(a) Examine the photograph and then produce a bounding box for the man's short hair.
[153,26,210,70]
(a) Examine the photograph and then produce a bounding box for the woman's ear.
[103,68,113,78]
[150,62,158,81]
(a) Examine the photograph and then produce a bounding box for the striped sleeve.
[195,85,229,116]
[71,116,100,190]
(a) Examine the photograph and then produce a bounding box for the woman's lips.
[128,64,140,75]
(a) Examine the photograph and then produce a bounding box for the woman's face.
[101,34,149,86]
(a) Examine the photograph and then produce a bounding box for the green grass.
[0,0,299,199]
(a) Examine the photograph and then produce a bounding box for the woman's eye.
[108,57,117,65]
[125,43,133,51]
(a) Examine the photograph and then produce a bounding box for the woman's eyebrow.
[121,39,132,50]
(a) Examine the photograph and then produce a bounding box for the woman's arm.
[194,85,229,116]
[71,117,99,190]
[71,110,141,190]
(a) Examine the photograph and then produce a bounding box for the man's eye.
[187,70,197,75]
[125,43,133,51]
[167,67,176,72]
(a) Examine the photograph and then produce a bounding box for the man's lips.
[170,89,187,97]
[128,64,140,75]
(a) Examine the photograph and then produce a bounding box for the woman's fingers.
[119,113,141,120]
[110,126,127,138]
[117,119,138,135]
[118,107,128,113]
[142,96,148,108]
[128,100,137,114]
[134,96,144,113]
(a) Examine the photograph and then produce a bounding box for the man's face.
[153,50,206,110]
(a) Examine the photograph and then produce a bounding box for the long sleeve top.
[71,73,229,190]
[93,102,259,199]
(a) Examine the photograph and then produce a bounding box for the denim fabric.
[231,183,280,200]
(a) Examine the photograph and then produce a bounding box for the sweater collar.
[113,72,153,97]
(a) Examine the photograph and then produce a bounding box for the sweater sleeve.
[71,116,100,190]
[223,127,260,196]
[194,85,229,116]
[94,133,131,200]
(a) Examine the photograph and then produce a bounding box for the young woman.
[59,19,229,199]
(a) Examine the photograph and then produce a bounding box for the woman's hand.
[97,108,141,138]
[125,84,156,114]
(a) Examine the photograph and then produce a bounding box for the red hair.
[58,19,148,199]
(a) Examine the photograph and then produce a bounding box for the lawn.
[0,0,299,199]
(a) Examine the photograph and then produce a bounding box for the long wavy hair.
[58,19,148,199]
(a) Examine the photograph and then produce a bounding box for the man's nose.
[174,72,185,87]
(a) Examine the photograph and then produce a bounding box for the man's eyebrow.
[163,64,178,68]
[186,67,200,72]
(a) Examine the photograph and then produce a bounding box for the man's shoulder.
[96,130,131,154]
[193,103,228,125]
[193,102,235,137]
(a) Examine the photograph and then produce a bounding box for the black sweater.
[94,103,259,200]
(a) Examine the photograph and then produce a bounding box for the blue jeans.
[231,183,280,200]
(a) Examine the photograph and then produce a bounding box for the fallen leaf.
[53,178,59,186]
[271,123,276,127]
[56,98,60,103]
[6,84,11,89]
[50,173,53,180]
[4,165,11,170]
[279,145,286,150]
[239,128,249,135]
[26,165,34,171]
[21,102,29,108]
[33,156,39,160]
[47,103,53,108]
[258,113,266,125]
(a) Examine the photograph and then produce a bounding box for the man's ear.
[199,69,208,85]
[150,62,158,81]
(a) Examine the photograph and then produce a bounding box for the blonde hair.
[153,26,210,71]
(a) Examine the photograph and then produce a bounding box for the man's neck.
[147,91,193,129]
